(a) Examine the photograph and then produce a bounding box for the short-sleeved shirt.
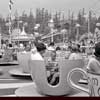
[87,57,100,73]
[31,49,44,61]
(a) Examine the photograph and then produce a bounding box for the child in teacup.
[46,50,60,85]
[69,43,83,60]
[87,42,100,73]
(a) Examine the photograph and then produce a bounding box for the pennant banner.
[9,0,14,11]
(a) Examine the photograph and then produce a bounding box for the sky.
[0,0,100,18]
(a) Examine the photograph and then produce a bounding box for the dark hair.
[77,44,81,52]
[35,42,46,52]
[56,46,61,51]
[49,42,55,46]
[77,44,80,49]
[71,47,77,53]
[94,42,100,57]
[8,43,13,47]
[71,44,81,53]
[56,24,61,29]
[90,40,94,44]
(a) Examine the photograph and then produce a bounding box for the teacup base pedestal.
[9,68,31,76]
[15,84,89,97]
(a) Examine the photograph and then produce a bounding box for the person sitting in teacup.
[69,43,83,60]
[86,40,94,56]
[47,42,55,51]
[46,50,60,85]
[31,42,47,60]
[46,50,57,70]
[86,42,100,73]
[31,42,60,85]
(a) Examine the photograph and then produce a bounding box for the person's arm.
[86,59,100,73]
[50,72,59,85]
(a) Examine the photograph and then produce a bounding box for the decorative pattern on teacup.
[88,77,100,96]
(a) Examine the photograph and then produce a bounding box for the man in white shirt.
[31,43,47,61]
[47,42,55,51]
[31,47,44,60]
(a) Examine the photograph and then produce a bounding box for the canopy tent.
[12,27,34,41]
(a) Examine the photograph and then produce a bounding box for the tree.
[53,11,61,29]
[27,9,35,34]
[0,16,8,35]
[12,10,19,29]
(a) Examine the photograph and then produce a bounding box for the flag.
[10,0,13,5]
[9,0,14,11]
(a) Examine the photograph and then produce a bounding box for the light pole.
[17,20,22,47]
[84,14,90,33]
[0,27,1,49]
[48,19,54,42]
[6,22,11,42]
[76,23,80,41]
[34,24,40,40]
[8,20,12,43]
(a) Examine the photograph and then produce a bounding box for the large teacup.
[30,58,85,96]
[67,68,100,97]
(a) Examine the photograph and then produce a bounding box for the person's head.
[94,42,100,59]
[8,43,13,48]
[35,42,46,56]
[76,44,81,52]
[71,43,80,53]
[56,46,61,51]
[90,40,94,45]
[56,24,61,31]
[49,42,55,47]
[63,23,69,30]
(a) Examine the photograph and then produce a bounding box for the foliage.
[0,8,99,41]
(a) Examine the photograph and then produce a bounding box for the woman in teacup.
[46,50,60,85]
[68,43,83,60]
[86,42,100,73]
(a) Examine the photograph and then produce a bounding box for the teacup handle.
[67,68,89,94]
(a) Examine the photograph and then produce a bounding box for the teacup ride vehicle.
[15,58,89,96]
[0,47,18,65]
[9,47,31,77]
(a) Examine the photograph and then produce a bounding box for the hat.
[94,42,100,57]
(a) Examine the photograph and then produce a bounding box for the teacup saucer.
[15,83,89,97]
[9,68,31,76]
[15,83,43,97]
[0,61,19,65]
[0,68,2,73]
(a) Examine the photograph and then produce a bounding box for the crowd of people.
[0,36,97,86]
[29,36,100,86]
[0,24,100,86]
